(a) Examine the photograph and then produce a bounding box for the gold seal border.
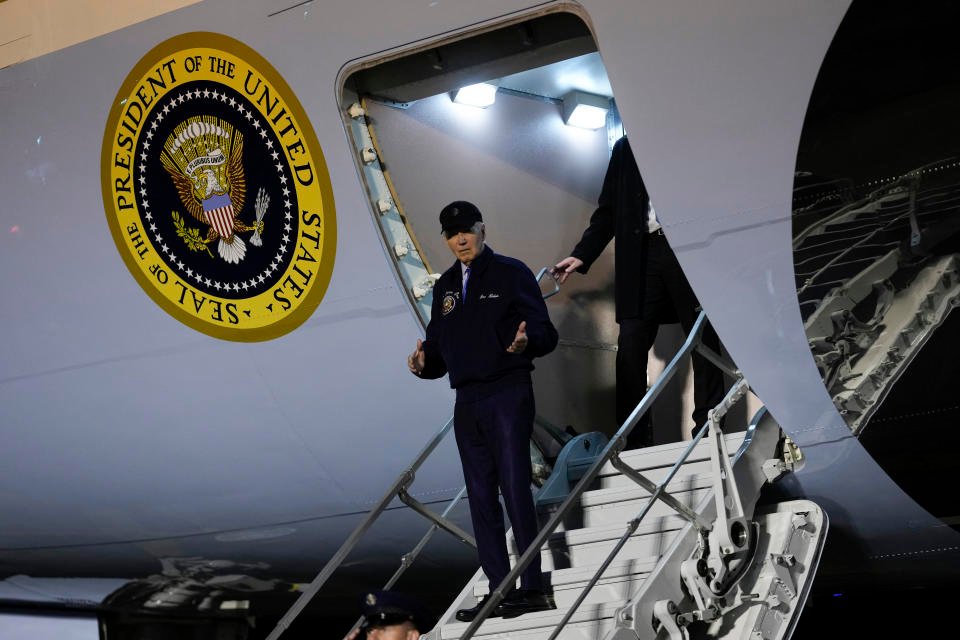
[100,32,337,342]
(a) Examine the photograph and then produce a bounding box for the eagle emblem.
[160,116,268,264]
[442,293,456,316]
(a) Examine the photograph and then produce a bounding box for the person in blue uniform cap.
[407,201,558,621]
[351,589,430,640]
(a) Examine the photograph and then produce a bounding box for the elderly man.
[408,201,557,621]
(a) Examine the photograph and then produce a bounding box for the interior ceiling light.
[452,83,498,108]
[562,90,610,130]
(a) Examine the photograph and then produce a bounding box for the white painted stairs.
[424,432,748,640]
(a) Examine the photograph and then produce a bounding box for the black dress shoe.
[455,595,502,622]
[497,589,555,619]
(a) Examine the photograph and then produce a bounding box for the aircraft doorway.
[339,8,749,446]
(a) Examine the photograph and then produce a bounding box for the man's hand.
[551,256,583,284]
[506,321,528,354]
[408,338,426,375]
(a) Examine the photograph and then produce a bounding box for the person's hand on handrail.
[550,256,583,284]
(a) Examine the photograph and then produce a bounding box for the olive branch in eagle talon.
[172,210,215,257]
[250,187,269,246]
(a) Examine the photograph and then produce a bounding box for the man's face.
[365,622,419,640]
[444,223,485,265]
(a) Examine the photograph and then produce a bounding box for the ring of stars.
[136,85,295,295]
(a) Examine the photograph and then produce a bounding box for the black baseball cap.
[439,201,483,235]
[359,590,432,632]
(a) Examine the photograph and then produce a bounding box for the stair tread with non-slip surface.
[576,432,746,479]
[535,491,710,535]
[504,516,687,566]
[587,462,721,492]
[527,527,686,573]
[522,514,690,550]
[440,599,626,640]
[475,556,659,598]
[552,475,714,510]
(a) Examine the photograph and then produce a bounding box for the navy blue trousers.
[454,383,543,592]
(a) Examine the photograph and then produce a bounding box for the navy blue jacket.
[419,246,558,394]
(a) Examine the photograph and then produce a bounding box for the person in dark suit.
[408,201,557,621]
[553,136,723,448]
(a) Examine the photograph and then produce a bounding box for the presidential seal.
[101,33,336,341]
[442,293,456,316]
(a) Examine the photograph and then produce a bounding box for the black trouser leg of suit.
[616,232,724,449]
[454,384,543,592]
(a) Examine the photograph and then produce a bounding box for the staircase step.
[539,482,713,531]
[587,463,717,492]
[591,431,745,478]
[578,472,714,507]
[432,434,751,639]
[440,600,626,640]
[530,514,690,551]
[507,517,687,572]
[561,432,745,494]
[476,557,659,608]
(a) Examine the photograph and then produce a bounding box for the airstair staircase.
[265,313,829,640]
[425,384,826,640]
[265,101,841,640]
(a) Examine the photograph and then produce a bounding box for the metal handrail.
[459,311,713,639]
[266,266,559,640]
[265,416,468,640]
[536,266,561,299]
[340,486,469,640]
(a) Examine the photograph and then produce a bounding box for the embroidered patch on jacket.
[442,293,456,316]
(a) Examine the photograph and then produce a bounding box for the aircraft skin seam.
[357,486,463,504]
[0,497,462,552]
[663,209,790,232]
[867,403,960,423]
[793,160,960,204]
[782,425,849,436]
[869,545,960,560]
